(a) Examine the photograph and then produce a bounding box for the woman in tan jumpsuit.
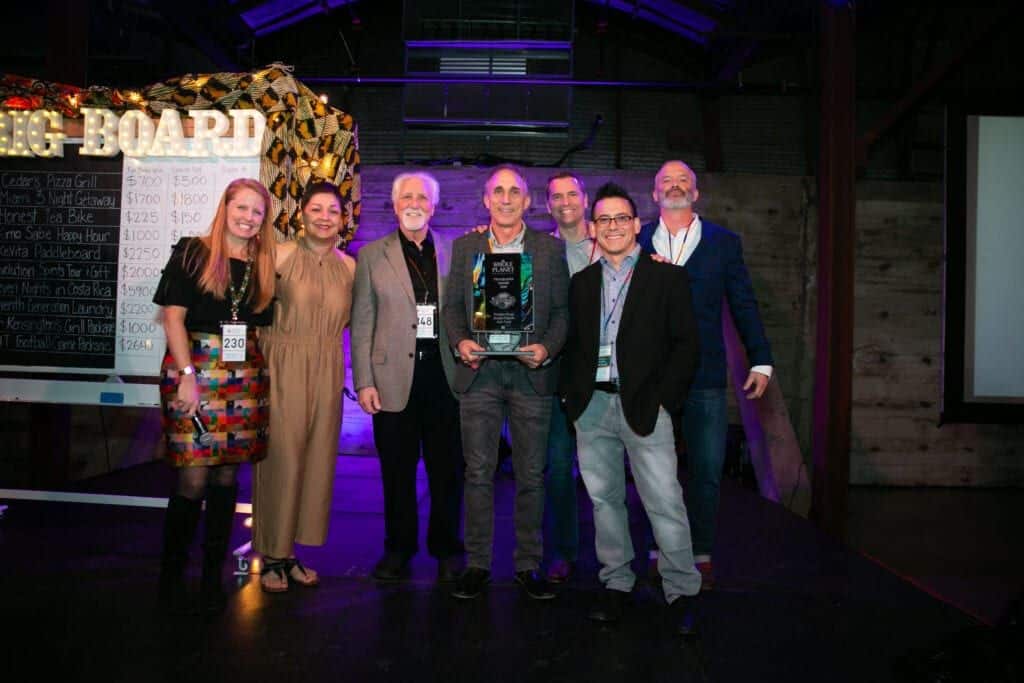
[252,181,355,591]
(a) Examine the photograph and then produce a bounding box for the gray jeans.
[459,360,551,572]
[575,390,701,602]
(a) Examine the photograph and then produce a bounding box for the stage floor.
[0,456,1001,682]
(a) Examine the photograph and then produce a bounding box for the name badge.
[488,333,512,345]
[595,343,612,382]
[416,304,437,339]
[221,323,247,362]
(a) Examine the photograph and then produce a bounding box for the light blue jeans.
[575,390,700,601]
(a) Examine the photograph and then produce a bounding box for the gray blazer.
[442,226,570,395]
[351,229,457,412]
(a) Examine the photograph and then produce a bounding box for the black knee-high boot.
[200,483,238,613]
[159,495,202,610]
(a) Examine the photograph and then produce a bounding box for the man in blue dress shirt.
[561,182,701,634]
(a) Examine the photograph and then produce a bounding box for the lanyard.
[404,249,436,304]
[667,227,690,265]
[227,258,253,322]
[600,263,635,338]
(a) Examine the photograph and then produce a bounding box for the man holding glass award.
[443,166,570,600]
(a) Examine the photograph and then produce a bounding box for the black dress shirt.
[397,229,440,350]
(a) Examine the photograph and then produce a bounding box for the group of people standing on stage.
[152,160,773,639]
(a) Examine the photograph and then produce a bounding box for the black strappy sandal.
[260,557,290,593]
[286,557,320,587]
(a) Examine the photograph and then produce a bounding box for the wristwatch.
[180,365,196,376]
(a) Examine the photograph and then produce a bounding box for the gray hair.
[485,165,529,195]
[391,172,440,206]
[655,160,698,189]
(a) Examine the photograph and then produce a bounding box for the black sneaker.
[452,567,490,599]
[588,588,629,622]
[514,570,556,600]
[669,595,699,638]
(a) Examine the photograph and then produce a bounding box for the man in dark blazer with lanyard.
[351,171,463,583]
[561,181,702,634]
[638,160,773,590]
[443,166,570,601]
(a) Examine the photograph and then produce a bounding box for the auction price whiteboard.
[114,156,259,376]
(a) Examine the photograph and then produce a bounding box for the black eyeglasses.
[594,214,635,227]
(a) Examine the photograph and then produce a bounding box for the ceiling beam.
[155,0,246,71]
[857,6,1015,166]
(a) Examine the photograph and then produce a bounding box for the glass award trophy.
[470,252,535,357]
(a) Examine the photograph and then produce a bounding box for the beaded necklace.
[227,257,253,322]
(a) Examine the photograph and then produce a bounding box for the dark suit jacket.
[442,226,569,395]
[638,218,772,390]
[560,253,699,437]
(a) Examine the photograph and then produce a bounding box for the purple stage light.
[406,40,572,51]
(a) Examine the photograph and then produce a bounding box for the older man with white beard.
[352,171,464,583]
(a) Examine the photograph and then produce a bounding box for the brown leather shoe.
[696,560,714,591]
[546,559,574,583]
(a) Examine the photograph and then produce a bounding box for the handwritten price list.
[115,157,259,375]
[0,155,122,369]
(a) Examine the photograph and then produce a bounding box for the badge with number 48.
[416,304,437,339]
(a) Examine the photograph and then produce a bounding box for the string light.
[118,110,154,156]
[190,109,230,157]
[6,110,32,157]
[0,111,9,155]
[148,108,189,156]
[27,110,66,157]
[319,93,329,104]
[80,107,120,156]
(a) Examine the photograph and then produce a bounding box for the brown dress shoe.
[696,560,714,591]
[546,559,574,583]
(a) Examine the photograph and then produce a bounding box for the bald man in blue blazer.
[637,160,773,591]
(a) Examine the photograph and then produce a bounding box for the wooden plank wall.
[344,166,1023,486]
[851,181,1024,485]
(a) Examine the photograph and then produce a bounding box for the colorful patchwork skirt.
[159,331,269,467]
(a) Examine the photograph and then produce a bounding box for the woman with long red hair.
[152,177,276,613]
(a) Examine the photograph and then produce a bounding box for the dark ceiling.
[2,0,1020,101]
